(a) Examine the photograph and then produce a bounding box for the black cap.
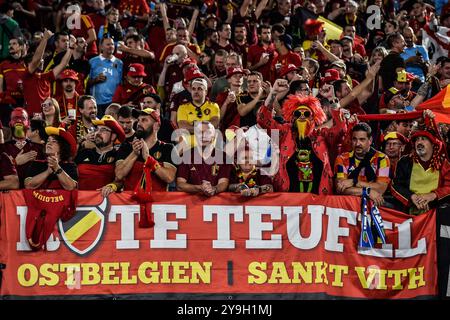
[278,34,293,50]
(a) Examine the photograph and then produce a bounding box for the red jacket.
[257,105,347,193]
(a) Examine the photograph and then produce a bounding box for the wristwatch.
[54,168,63,175]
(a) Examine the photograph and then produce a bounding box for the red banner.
[0,191,437,299]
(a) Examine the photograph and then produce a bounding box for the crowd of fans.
[0,0,449,216]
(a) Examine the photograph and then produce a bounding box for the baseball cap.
[279,64,299,77]
[59,69,79,82]
[92,115,126,142]
[127,63,147,77]
[132,107,161,124]
[320,69,340,84]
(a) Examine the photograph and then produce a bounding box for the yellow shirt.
[177,101,220,125]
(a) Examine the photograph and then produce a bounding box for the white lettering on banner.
[16,207,60,252]
[395,218,426,258]
[14,204,428,257]
[203,205,243,249]
[358,220,394,258]
[325,207,357,253]
[284,206,324,250]
[245,206,282,249]
[150,205,187,248]
[109,205,140,249]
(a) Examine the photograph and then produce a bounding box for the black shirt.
[74,148,119,165]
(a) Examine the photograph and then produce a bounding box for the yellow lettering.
[60,263,81,286]
[81,263,101,285]
[190,262,211,284]
[138,262,159,284]
[171,262,190,284]
[160,261,171,283]
[268,262,291,284]
[407,267,426,289]
[329,264,348,287]
[39,264,59,286]
[101,262,120,284]
[17,264,38,287]
[291,262,313,284]
[248,262,267,284]
[314,262,328,284]
[387,269,408,290]
[119,262,137,284]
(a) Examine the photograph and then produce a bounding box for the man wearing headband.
[392,127,450,215]
[75,115,126,196]
[1,108,45,187]
[257,79,347,194]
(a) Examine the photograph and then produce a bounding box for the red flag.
[417,84,450,124]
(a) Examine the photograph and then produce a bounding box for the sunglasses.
[294,109,312,118]
[195,107,202,118]
[41,102,53,108]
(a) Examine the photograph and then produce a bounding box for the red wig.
[282,95,326,126]
[304,19,324,36]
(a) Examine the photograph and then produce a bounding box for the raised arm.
[28,30,53,74]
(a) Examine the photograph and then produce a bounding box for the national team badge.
[58,197,110,256]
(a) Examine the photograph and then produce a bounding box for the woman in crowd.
[24,127,78,190]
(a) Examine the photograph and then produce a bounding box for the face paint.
[293,106,313,140]
[13,124,26,138]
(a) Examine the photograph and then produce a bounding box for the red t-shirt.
[247,43,277,82]
[87,12,106,33]
[272,51,302,82]
[112,82,156,105]
[177,149,233,186]
[0,59,26,102]
[22,70,56,115]
[70,15,98,57]
[118,0,150,29]
[55,92,80,118]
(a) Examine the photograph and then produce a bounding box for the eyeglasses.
[41,102,53,108]
[195,107,202,118]
[293,109,312,118]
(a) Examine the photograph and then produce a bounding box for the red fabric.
[87,12,106,33]
[70,15,98,57]
[55,92,79,119]
[77,163,115,190]
[257,105,346,193]
[23,189,77,251]
[22,70,55,115]
[417,86,450,124]
[112,82,156,105]
[124,161,168,192]
[0,59,26,103]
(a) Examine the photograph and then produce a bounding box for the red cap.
[59,69,79,82]
[184,66,205,82]
[320,69,340,85]
[181,57,197,69]
[226,67,246,79]
[92,115,126,142]
[45,127,77,157]
[384,131,408,145]
[279,64,299,77]
[406,72,416,82]
[132,107,161,124]
[127,63,147,77]
[410,130,440,145]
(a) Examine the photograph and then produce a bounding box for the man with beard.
[247,25,276,82]
[0,108,45,187]
[112,63,156,106]
[0,37,27,125]
[392,127,450,215]
[115,108,177,191]
[74,95,98,149]
[56,69,81,119]
[335,123,390,207]
[257,79,347,194]
[232,23,248,68]
[117,106,135,143]
[75,115,125,196]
